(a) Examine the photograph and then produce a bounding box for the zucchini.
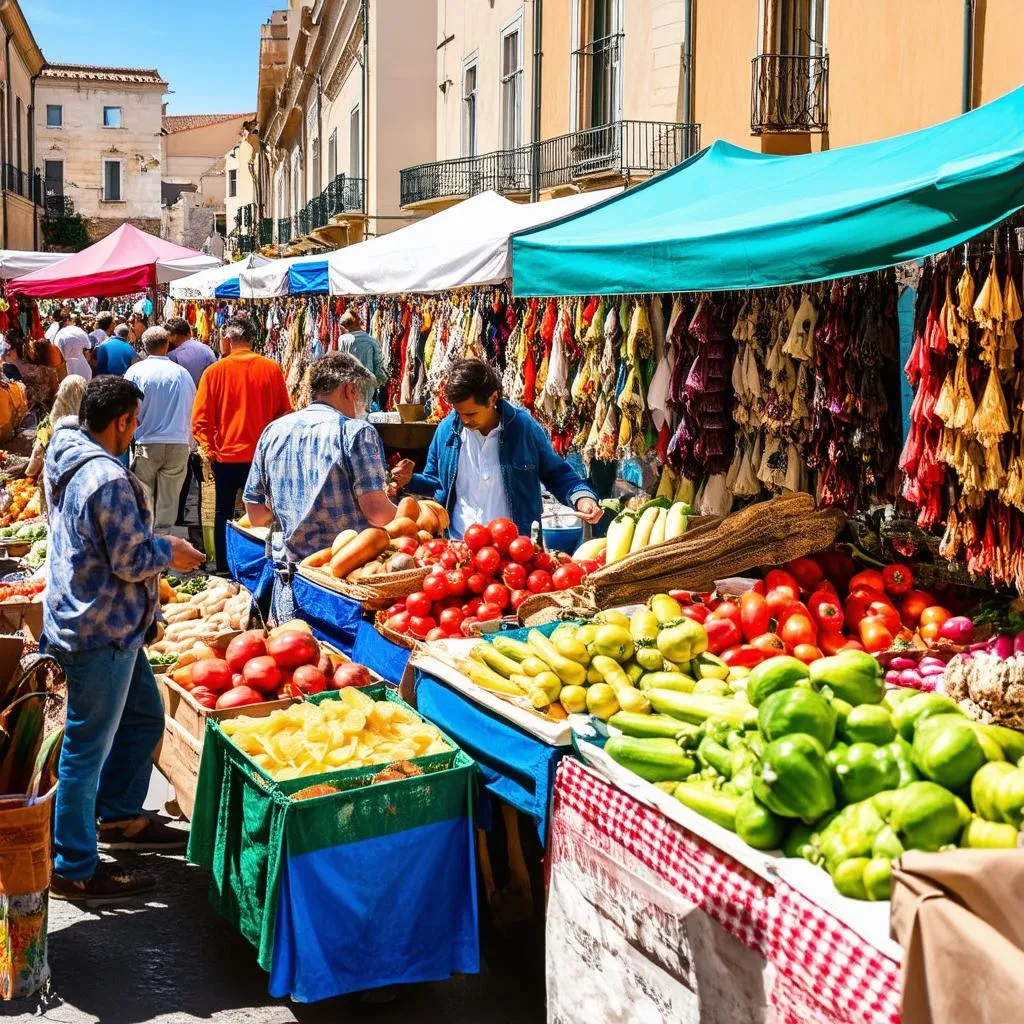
[673,782,740,830]
[609,711,700,744]
[638,671,697,693]
[604,735,697,783]
[647,689,758,729]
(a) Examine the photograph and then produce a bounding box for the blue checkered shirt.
[244,403,387,562]
[43,422,172,652]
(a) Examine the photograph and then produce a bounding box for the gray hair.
[141,326,169,354]
[224,314,254,346]
[114,324,130,339]
[309,351,375,401]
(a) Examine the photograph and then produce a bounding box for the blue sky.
[27,0,279,114]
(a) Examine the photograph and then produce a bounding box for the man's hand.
[168,535,205,572]
[574,497,604,525]
[391,458,415,488]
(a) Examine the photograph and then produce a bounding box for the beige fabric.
[132,442,189,534]
[891,849,1024,1024]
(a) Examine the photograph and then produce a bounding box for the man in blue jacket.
[394,358,601,538]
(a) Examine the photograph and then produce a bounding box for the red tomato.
[818,630,848,656]
[765,587,796,618]
[721,645,766,668]
[740,591,770,641]
[477,602,503,622]
[439,607,464,635]
[858,617,893,653]
[764,570,799,598]
[866,600,901,636]
[508,536,535,564]
[444,570,467,597]
[881,563,914,597]
[530,551,553,573]
[488,518,519,554]
[577,559,599,575]
[839,639,865,652]
[426,539,448,558]
[816,579,838,596]
[792,643,823,664]
[808,590,844,632]
[527,570,553,593]
[713,600,741,627]
[422,573,448,602]
[386,610,411,635]
[816,551,856,590]
[483,583,510,609]
[780,614,817,650]
[425,627,447,642]
[439,549,460,570]
[474,546,502,576]
[502,563,527,590]
[510,588,529,610]
[460,618,479,636]
[785,557,825,594]
[466,572,490,595]
[394,536,418,556]
[462,597,482,618]
[919,606,951,627]
[919,622,942,643]
[406,591,432,618]
[463,524,492,551]
[704,617,742,655]
[849,569,886,594]
[776,600,811,626]
[900,590,934,627]
[409,615,437,639]
[680,605,709,624]
[751,632,787,656]
[552,563,584,591]
[844,586,888,629]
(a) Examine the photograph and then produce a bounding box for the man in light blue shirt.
[125,326,196,535]
[166,316,216,387]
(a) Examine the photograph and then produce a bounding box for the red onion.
[884,669,902,685]
[938,616,974,643]
[899,669,924,687]
[888,656,919,671]
[1013,632,1024,655]
[991,636,1014,659]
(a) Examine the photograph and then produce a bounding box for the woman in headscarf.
[26,374,88,484]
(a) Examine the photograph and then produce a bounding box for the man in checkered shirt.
[42,376,205,904]
[244,352,397,622]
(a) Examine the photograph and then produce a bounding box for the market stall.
[168,252,271,300]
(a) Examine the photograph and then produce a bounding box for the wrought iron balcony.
[43,192,74,218]
[259,218,274,246]
[277,217,292,244]
[400,120,699,207]
[236,234,255,254]
[751,54,828,134]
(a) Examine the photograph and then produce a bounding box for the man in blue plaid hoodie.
[42,376,205,903]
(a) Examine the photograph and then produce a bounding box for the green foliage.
[42,214,90,252]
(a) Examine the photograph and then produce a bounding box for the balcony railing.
[43,193,74,218]
[236,234,255,254]
[751,54,828,134]
[277,217,292,244]
[400,120,700,207]
[259,218,274,246]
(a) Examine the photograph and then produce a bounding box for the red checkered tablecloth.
[552,757,902,1024]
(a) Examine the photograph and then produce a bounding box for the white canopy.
[169,252,272,299]
[0,250,66,279]
[235,189,620,299]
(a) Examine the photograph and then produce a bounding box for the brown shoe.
[97,813,188,851]
[51,862,156,905]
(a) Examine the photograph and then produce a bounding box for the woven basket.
[346,565,432,601]
[373,612,421,651]
[295,565,386,607]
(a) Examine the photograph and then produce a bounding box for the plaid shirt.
[244,403,387,562]
[43,422,172,652]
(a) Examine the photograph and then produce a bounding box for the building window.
[571,0,623,130]
[311,137,321,196]
[760,0,826,58]
[292,151,301,217]
[328,128,337,181]
[103,159,121,201]
[228,169,237,198]
[46,104,62,128]
[462,57,478,157]
[43,159,63,207]
[500,18,523,150]
[103,106,122,128]
[349,106,361,180]
[14,98,21,175]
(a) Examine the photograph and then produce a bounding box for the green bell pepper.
[892,692,962,742]
[673,780,740,831]
[888,737,920,787]
[783,822,818,860]
[960,816,1019,849]
[746,655,809,707]
[808,650,884,705]
[816,797,888,873]
[832,857,871,900]
[871,824,905,860]
[753,733,836,824]
[971,760,1024,828]
[833,742,901,804]
[697,736,735,778]
[757,686,837,750]
[890,781,971,851]
[862,857,893,901]
[911,718,988,792]
[841,704,896,745]
[735,791,787,850]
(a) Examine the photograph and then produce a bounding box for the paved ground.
[3,777,546,1024]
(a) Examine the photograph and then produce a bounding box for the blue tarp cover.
[512,87,1024,296]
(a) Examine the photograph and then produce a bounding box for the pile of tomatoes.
[382,517,596,641]
[675,552,959,667]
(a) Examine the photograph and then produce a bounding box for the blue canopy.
[512,86,1024,297]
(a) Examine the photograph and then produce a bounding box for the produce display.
[583,598,1024,901]
[220,687,450,780]
[0,478,41,526]
[299,496,451,581]
[0,523,46,543]
[0,578,44,604]
[380,516,593,640]
[152,574,252,648]
[154,618,373,710]
[602,496,692,565]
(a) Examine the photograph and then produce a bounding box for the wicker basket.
[373,611,421,651]
[298,564,432,611]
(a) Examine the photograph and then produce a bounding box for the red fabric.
[10,224,212,298]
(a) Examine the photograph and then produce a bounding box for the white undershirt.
[450,425,512,538]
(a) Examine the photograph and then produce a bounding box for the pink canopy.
[9,224,221,298]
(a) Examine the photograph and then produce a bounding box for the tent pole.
[531,0,543,203]
[682,0,693,156]
[961,0,974,113]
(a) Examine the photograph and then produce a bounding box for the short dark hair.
[309,351,374,400]
[164,316,190,338]
[339,309,362,332]
[81,376,143,433]
[96,311,114,332]
[445,358,502,406]
[224,314,255,345]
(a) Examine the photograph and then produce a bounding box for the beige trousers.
[132,442,190,535]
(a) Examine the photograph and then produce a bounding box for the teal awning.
[511,87,1024,297]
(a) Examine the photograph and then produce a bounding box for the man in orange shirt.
[192,315,291,572]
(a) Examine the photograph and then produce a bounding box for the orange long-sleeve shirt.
[191,349,292,463]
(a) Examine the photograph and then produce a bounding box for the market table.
[547,757,902,1024]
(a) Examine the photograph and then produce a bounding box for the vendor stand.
[224,521,275,609]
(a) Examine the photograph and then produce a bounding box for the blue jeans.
[46,643,165,880]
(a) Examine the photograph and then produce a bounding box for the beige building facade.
[225,134,259,257]
[252,0,436,254]
[35,63,166,243]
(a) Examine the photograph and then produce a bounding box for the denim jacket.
[409,400,596,537]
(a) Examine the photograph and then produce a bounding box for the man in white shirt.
[54,313,93,380]
[125,326,196,535]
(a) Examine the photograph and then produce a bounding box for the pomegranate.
[191,658,235,694]
[267,630,320,670]
[225,630,269,672]
[215,684,264,710]
[242,655,283,693]
[331,661,372,689]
